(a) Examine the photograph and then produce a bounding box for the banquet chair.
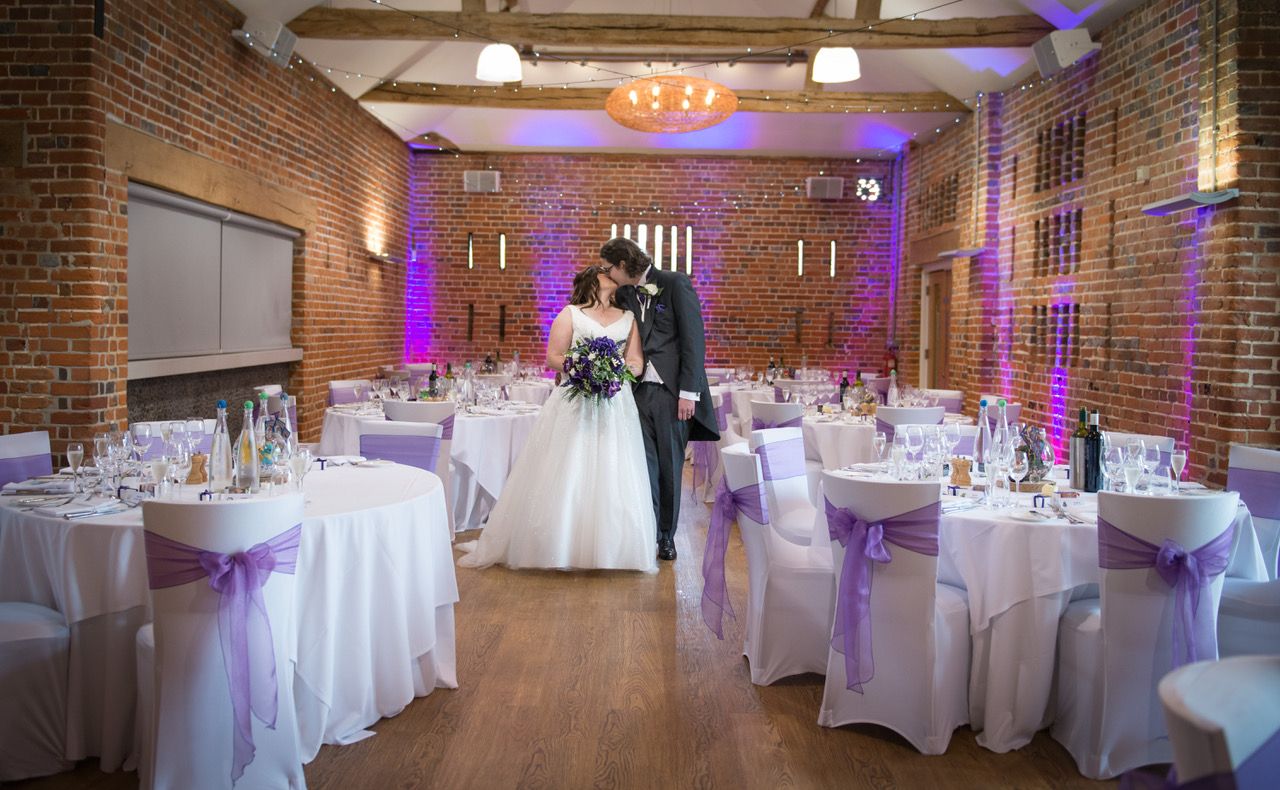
[132,420,215,460]
[0,430,53,487]
[357,419,444,477]
[328,379,372,406]
[1158,655,1280,789]
[1052,491,1241,779]
[749,403,823,504]
[1226,444,1279,578]
[0,602,72,781]
[874,406,945,444]
[720,444,834,684]
[866,376,890,404]
[816,474,970,754]
[748,428,817,547]
[383,399,456,531]
[136,496,307,790]
[920,389,964,414]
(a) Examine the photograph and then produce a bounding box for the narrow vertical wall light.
[610,223,618,238]
[797,240,805,276]
[637,223,648,255]
[499,233,506,270]
[829,240,837,278]
[666,224,676,271]
[467,232,474,269]
[685,226,693,275]
[654,225,664,269]
[623,224,632,239]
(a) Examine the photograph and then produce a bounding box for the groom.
[601,238,719,561]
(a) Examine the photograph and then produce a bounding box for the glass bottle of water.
[273,393,297,459]
[975,399,992,474]
[255,392,277,478]
[209,399,234,493]
[995,398,1011,461]
[234,400,259,493]
[887,369,899,406]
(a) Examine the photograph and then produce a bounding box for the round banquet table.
[506,381,553,405]
[810,473,1270,754]
[0,464,458,770]
[319,402,541,531]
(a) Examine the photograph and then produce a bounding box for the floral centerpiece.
[1017,425,1056,483]
[561,336,636,402]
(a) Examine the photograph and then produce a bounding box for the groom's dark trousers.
[634,382,689,544]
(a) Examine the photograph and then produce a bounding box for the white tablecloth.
[802,416,877,469]
[0,464,458,769]
[320,404,541,530]
[507,382,553,405]
[811,477,1269,754]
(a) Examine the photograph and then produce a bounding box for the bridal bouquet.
[561,336,636,402]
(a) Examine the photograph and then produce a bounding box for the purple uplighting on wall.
[404,174,436,363]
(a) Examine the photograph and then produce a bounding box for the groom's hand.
[677,397,695,421]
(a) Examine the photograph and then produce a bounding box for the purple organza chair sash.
[329,385,366,406]
[715,402,729,432]
[954,434,975,457]
[874,417,895,444]
[0,453,54,488]
[1097,517,1234,668]
[145,522,303,784]
[691,441,717,493]
[389,413,453,441]
[825,497,941,693]
[1227,466,1280,521]
[753,438,807,481]
[751,415,803,431]
[701,477,770,639]
[140,434,213,461]
[938,396,963,414]
[772,386,785,403]
[358,433,441,472]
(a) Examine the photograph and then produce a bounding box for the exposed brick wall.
[408,153,897,377]
[1,0,410,448]
[897,0,1280,483]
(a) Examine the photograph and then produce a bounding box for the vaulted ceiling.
[225,0,1142,158]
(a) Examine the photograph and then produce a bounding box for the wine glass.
[1170,447,1187,492]
[1104,446,1125,492]
[131,424,153,462]
[905,425,925,468]
[169,423,188,457]
[872,431,887,472]
[1142,444,1162,495]
[1123,459,1143,495]
[165,442,191,498]
[149,458,170,498]
[290,447,313,493]
[93,433,112,485]
[1009,448,1030,494]
[1125,439,1144,468]
[67,442,84,497]
[943,422,962,457]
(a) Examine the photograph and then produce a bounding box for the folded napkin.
[319,455,366,466]
[3,479,75,495]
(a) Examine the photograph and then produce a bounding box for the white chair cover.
[135,624,156,790]
[721,444,834,684]
[357,419,444,475]
[0,602,72,781]
[1052,491,1241,779]
[1159,655,1280,787]
[1227,444,1280,579]
[328,379,372,406]
[139,496,308,790]
[383,400,456,531]
[750,399,823,493]
[875,406,946,431]
[816,474,970,754]
[920,388,964,413]
[1218,577,1280,658]
[0,430,53,487]
[748,428,817,547]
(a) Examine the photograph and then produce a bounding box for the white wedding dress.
[457,306,658,572]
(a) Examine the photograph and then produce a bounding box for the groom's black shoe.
[657,537,677,561]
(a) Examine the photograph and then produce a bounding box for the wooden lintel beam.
[289,9,1053,49]
[360,83,970,114]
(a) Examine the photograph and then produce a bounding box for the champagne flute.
[872,431,887,472]
[289,447,313,493]
[67,442,84,497]
[1170,448,1187,492]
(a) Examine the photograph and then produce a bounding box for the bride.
[457,265,658,572]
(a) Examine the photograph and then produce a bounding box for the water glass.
[1170,449,1187,492]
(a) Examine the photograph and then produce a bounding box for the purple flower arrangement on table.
[561,336,636,402]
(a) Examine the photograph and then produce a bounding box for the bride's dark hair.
[570,266,617,308]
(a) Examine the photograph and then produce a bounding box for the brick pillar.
[1190,0,1280,484]
[0,2,121,459]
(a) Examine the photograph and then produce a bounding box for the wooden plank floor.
[19,471,1117,789]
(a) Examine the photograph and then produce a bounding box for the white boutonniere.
[639,283,662,298]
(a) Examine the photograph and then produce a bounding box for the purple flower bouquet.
[561,336,636,402]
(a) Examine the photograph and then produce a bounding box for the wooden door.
[925,268,952,389]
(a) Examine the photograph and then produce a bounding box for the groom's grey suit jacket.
[622,267,720,443]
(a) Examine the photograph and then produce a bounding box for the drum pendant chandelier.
[605,75,738,134]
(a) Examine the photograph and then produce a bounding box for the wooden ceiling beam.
[360,82,969,114]
[288,9,1053,49]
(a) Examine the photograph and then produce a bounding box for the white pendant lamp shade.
[812,47,861,83]
[476,43,522,83]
